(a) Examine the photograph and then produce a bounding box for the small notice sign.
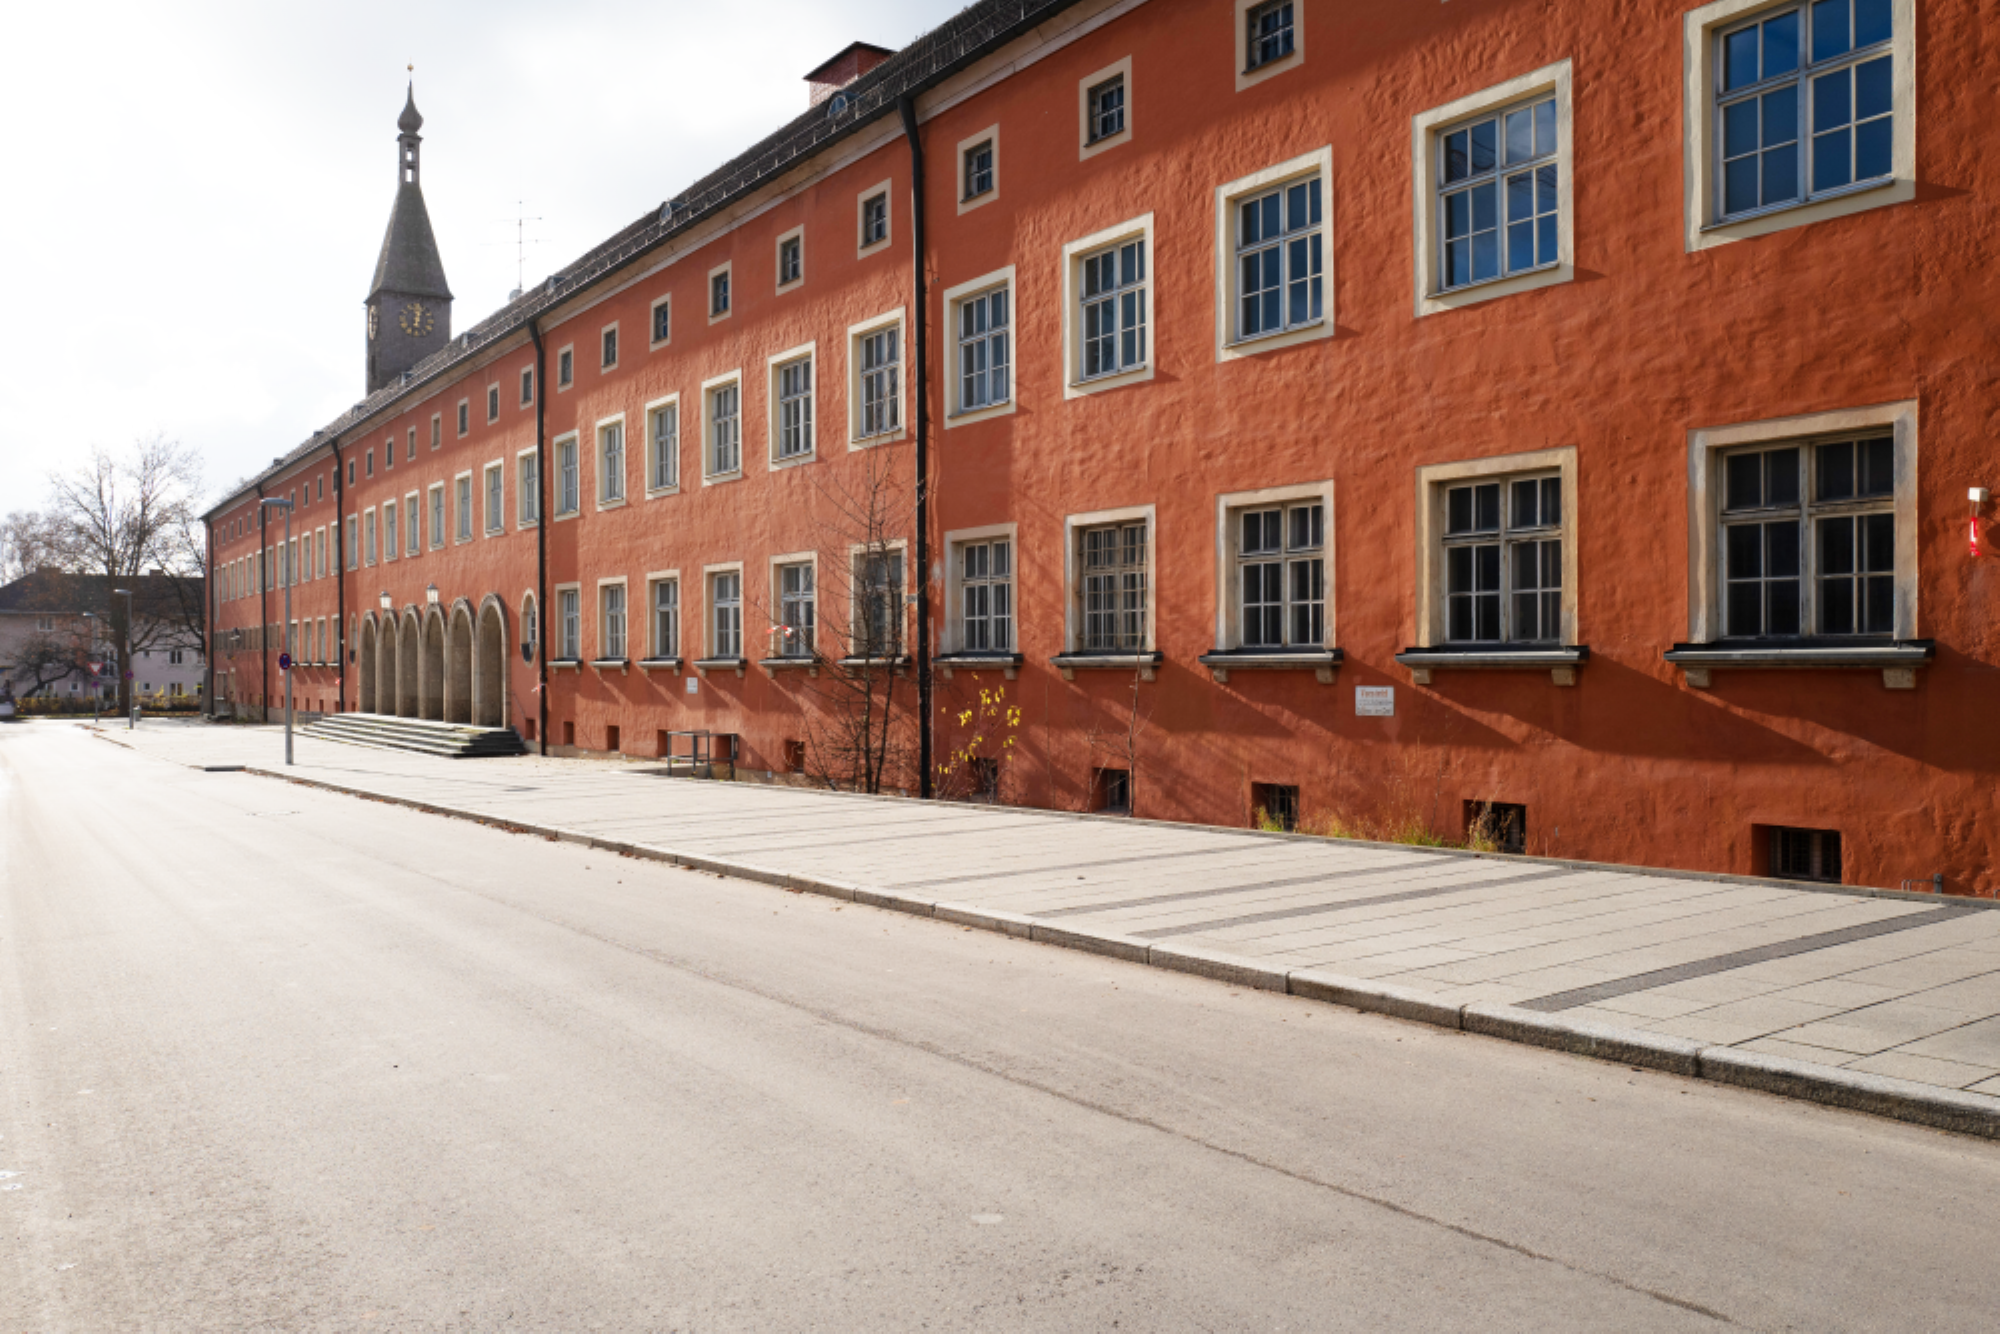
[685,676,699,695]
[1355,686,1395,717]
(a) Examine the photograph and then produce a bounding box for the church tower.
[364,83,453,394]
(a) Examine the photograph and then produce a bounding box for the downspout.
[204,514,216,717]
[899,95,934,801]
[529,316,549,755]
[331,435,346,713]
[255,479,268,723]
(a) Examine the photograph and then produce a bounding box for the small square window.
[1246,1,1295,71]
[1768,825,1842,883]
[1465,800,1527,854]
[1253,782,1299,832]
[963,140,994,199]
[861,192,889,248]
[1088,77,1125,143]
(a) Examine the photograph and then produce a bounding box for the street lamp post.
[80,611,98,723]
[260,498,296,765]
[110,587,135,729]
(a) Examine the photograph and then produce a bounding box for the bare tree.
[0,510,64,584]
[1075,661,1153,816]
[1,606,99,701]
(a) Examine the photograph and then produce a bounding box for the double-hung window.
[777,563,815,656]
[650,403,679,489]
[557,438,580,515]
[1238,503,1324,647]
[558,589,581,661]
[1080,240,1147,380]
[1081,523,1147,651]
[1443,474,1563,643]
[485,464,503,533]
[430,485,445,548]
[1715,0,1894,221]
[710,573,743,659]
[777,358,813,459]
[601,584,626,660]
[961,540,1013,651]
[455,476,472,542]
[600,421,625,504]
[708,384,741,476]
[1439,96,1558,290]
[858,329,900,439]
[1721,435,1894,638]
[854,551,904,657]
[958,289,1010,411]
[404,496,418,556]
[1236,176,1323,338]
[651,580,679,659]
[383,500,398,562]
[519,453,541,525]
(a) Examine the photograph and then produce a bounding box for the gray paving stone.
[1896,1016,2000,1068]
[1847,1050,2000,1091]
[1781,1004,1983,1056]
[1736,1036,1864,1067]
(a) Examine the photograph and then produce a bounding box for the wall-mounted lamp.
[379,591,393,611]
[426,583,441,606]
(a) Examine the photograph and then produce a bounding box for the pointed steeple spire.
[398,82,424,135]
[365,76,452,393]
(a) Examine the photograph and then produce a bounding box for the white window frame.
[768,343,817,467]
[943,267,1015,426]
[1079,57,1133,160]
[769,551,820,659]
[554,583,583,662]
[646,571,681,662]
[1061,214,1154,399]
[775,226,805,293]
[519,367,535,407]
[364,509,377,567]
[1214,482,1335,651]
[556,345,575,390]
[382,499,399,564]
[517,447,541,527]
[707,261,732,323]
[597,414,627,509]
[944,522,1019,654]
[344,515,358,570]
[958,126,999,215]
[1413,447,1579,648]
[644,394,681,496]
[847,541,909,660]
[847,309,907,446]
[1214,146,1335,359]
[649,294,672,349]
[454,471,474,544]
[1412,61,1574,317]
[431,411,443,448]
[1235,0,1303,92]
[554,433,581,518]
[456,398,470,436]
[1063,504,1156,653]
[1686,400,1917,643]
[704,563,746,661]
[428,482,447,548]
[596,577,629,662]
[1683,0,1914,252]
[486,382,501,423]
[599,321,619,371]
[702,372,744,482]
[403,492,419,557]
[484,461,505,535]
[857,180,893,256]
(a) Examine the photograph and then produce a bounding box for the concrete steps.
[303,713,528,759]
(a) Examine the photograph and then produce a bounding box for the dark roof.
[0,570,201,615]
[803,41,897,83]
[209,0,1088,519]
[398,82,424,134]
[368,179,453,302]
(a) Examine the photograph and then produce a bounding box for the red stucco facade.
[208,0,2000,894]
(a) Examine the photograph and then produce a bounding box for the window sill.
[771,451,816,472]
[702,471,745,487]
[1225,318,1326,351]
[645,485,681,500]
[693,656,747,679]
[596,498,628,513]
[1198,648,1342,684]
[836,654,911,676]
[1663,639,1932,690]
[589,658,630,676]
[1065,363,1153,401]
[936,651,1023,681]
[552,511,580,524]
[1395,645,1589,687]
[944,400,1016,429]
[849,429,906,450]
[1051,650,1162,682]
[1702,177,1896,234]
[857,239,892,261]
[759,654,820,676]
[550,658,582,673]
[636,657,682,674]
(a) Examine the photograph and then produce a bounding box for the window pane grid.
[1440,97,1557,290]
[961,540,1013,651]
[859,329,901,437]
[778,360,814,459]
[1088,78,1125,142]
[603,585,626,660]
[712,573,742,659]
[1236,504,1324,648]
[1236,178,1324,339]
[601,424,624,502]
[778,563,816,655]
[652,581,679,659]
[651,406,678,489]
[1246,1,1294,71]
[1721,435,1895,638]
[1082,523,1147,651]
[710,385,741,475]
[1444,474,1562,644]
[1080,240,1147,380]
[958,290,1010,411]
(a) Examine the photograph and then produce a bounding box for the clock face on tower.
[367,305,378,341]
[399,301,434,337]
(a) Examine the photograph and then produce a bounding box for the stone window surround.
[1681,0,1916,253]
[1213,145,1336,361]
[649,293,672,349]
[1410,60,1575,319]
[699,561,748,676]
[707,262,733,323]
[766,341,819,469]
[1078,56,1133,160]
[957,124,1000,215]
[847,538,911,660]
[551,432,582,521]
[857,179,894,257]
[941,266,1016,427]
[1210,479,1338,675]
[599,320,619,371]
[765,549,821,665]
[1060,502,1158,664]
[483,459,505,535]
[774,225,806,294]
[941,520,1021,671]
[643,392,681,497]
[486,381,502,423]
[453,470,476,544]
[595,412,628,511]
[594,576,630,668]
[1059,212,1155,401]
[551,581,583,665]
[555,345,575,391]
[428,481,448,546]
[1235,0,1303,93]
[847,307,908,447]
[641,569,682,667]
[516,446,540,528]
[700,370,746,484]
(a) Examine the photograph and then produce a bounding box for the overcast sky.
[0,0,959,519]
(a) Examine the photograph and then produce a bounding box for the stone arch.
[358,615,377,713]
[377,613,399,715]
[445,599,475,725]
[397,610,422,717]
[419,608,446,721]
[521,592,540,664]
[473,596,508,729]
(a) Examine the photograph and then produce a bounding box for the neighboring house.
[0,571,206,706]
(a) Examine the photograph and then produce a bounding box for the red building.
[207,0,1999,894]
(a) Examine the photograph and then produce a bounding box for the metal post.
[261,497,296,765]
[111,588,135,728]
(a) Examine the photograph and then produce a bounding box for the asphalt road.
[4,723,1999,1332]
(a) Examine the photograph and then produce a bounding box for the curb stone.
[229,762,2000,1142]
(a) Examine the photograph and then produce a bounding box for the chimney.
[804,41,894,107]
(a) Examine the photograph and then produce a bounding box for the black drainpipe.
[529,316,549,755]
[899,95,934,801]
[330,435,346,713]
[204,513,216,716]
[255,479,268,723]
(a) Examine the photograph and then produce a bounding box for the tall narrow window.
[858,329,900,439]
[1443,474,1563,643]
[487,385,500,422]
[1245,1,1295,71]
[558,589,581,661]
[650,404,679,490]
[708,385,741,476]
[1080,240,1147,379]
[1236,176,1324,338]
[777,236,802,286]
[1439,97,1557,290]
[430,485,445,548]
[711,572,743,659]
[345,516,357,569]
[600,422,625,503]
[652,580,679,659]
[957,289,1010,411]
[404,496,418,556]
[1238,503,1324,647]
[777,359,813,459]
[485,464,503,533]
[961,539,1013,651]
[1716,1,1894,221]
[777,562,816,655]
[855,551,904,657]
[365,511,377,565]
[652,299,672,343]
[1081,523,1148,651]
[558,348,574,387]
[601,326,618,368]
[456,476,472,541]
[520,367,534,405]
[383,502,398,562]
[1088,76,1126,143]
[1722,435,1894,638]
[710,269,731,317]
[457,401,469,434]
[520,453,541,525]
[601,584,626,660]
[557,439,580,514]
[861,193,889,247]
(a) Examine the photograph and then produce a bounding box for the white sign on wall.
[1355,686,1395,717]
[686,676,699,694]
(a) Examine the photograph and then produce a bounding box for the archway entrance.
[377,619,398,715]
[474,600,506,728]
[446,605,473,724]
[358,618,376,713]
[421,612,446,721]
[397,613,420,717]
